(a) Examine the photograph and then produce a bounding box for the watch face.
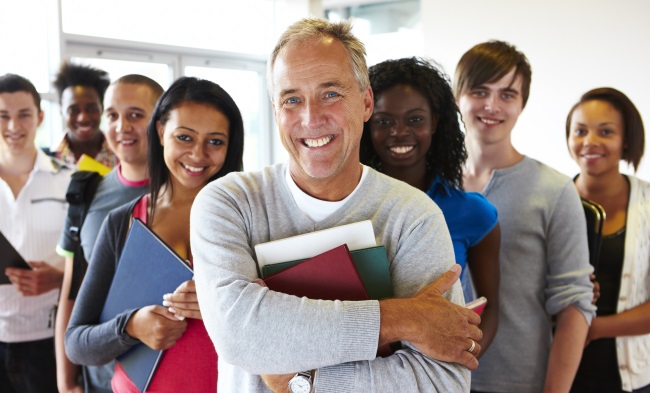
[288,375,311,393]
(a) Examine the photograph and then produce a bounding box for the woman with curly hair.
[360,57,500,356]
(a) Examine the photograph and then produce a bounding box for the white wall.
[421,0,650,181]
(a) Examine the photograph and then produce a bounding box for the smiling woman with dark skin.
[567,88,650,393]
[65,77,245,392]
[360,57,501,357]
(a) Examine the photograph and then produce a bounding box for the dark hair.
[454,40,532,108]
[113,74,164,105]
[147,76,244,219]
[360,57,467,188]
[0,73,41,110]
[566,87,645,171]
[267,18,369,98]
[53,61,110,103]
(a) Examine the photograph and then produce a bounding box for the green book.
[262,245,393,300]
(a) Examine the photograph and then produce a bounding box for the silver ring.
[468,339,476,353]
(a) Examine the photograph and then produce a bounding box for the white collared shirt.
[0,150,71,342]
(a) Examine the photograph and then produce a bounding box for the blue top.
[426,175,498,270]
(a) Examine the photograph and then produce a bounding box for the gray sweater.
[191,162,470,392]
[470,156,596,393]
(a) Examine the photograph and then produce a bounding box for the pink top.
[116,164,150,188]
[112,195,218,392]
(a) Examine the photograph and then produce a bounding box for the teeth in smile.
[182,164,204,173]
[583,154,602,158]
[304,135,334,148]
[120,140,135,145]
[480,118,501,125]
[390,146,414,154]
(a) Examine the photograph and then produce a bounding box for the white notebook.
[254,220,377,269]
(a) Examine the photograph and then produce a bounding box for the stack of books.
[256,220,395,356]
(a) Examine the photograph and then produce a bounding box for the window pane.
[185,66,263,170]
[62,0,287,56]
[0,0,54,92]
[69,57,172,89]
[37,101,64,150]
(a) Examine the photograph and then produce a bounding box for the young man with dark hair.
[54,74,163,393]
[51,62,117,168]
[454,40,596,393]
[0,73,72,393]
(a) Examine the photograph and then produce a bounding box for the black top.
[571,228,626,392]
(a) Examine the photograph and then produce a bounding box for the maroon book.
[263,244,369,301]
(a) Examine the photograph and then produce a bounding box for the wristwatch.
[288,371,313,393]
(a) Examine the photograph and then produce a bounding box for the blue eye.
[325,91,339,99]
[285,97,299,105]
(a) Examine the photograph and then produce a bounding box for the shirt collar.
[427,174,452,197]
[34,149,67,174]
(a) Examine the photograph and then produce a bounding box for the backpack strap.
[65,170,103,300]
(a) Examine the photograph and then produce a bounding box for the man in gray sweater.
[190,18,482,393]
[454,41,596,392]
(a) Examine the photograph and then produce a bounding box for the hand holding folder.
[100,219,193,392]
[0,230,32,285]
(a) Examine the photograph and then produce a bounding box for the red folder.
[263,244,369,301]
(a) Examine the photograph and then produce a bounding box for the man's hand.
[379,264,483,370]
[5,261,63,296]
[163,280,202,320]
[125,305,187,350]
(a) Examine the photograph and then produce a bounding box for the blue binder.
[99,218,193,392]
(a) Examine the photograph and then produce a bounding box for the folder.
[254,220,377,270]
[99,218,193,392]
[77,154,111,176]
[262,246,393,300]
[0,230,32,285]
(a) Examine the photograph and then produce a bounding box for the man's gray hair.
[266,18,370,100]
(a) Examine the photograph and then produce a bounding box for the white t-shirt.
[284,164,369,222]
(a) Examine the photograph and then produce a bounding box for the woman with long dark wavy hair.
[65,76,244,392]
[360,57,500,356]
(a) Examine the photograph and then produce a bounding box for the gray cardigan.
[191,162,469,393]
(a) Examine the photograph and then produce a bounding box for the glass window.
[0,0,56,92]
[62,0,282,56]
[69,57,173,89]
[185,65,268,170]
[326,0,424,66]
